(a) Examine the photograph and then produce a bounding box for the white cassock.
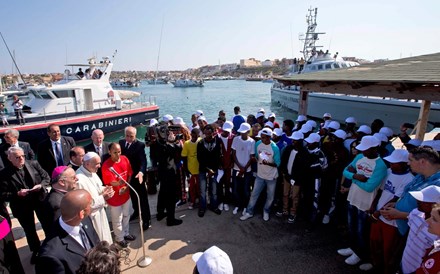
[76,165,113,244]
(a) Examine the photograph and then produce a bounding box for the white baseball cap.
[323,113,332,118]
[237,123,251,133]
[195,110,204,117]
[305,120,317,129]
[345,117,357,124]
[355,136,380,151]
[222,121,233,133]
[328,121,341,130]
[256,112,264,119]
[405,139,423,147]
[305,133,321,144]
[258,108,265,113]
[421,140,440,152]
[264,121,274,129]
[289,131,304,140]
[174,117,185,125]
[373,132,388,143]
[149,118,158,127]
[296,115,307,122]
[383,149,409,163]
[332,129,347,140]
[268,113,276,118]
[260,128,273,137]
[163,114,174,122]
[300,124,312,134]
[409,185,440,203]
[192,246,233,274]
[357,125,372,135]
[198,116,207,122]
[273,128,283,137]
[379,127,394,138]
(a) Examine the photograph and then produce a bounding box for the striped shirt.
[401,209,439,274]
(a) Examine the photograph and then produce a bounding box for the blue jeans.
[246,176,276,215]
[347,203,369,260]
[199,172,218,210]
[232,170,252,209]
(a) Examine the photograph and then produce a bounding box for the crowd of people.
[0,106,439,273]
[146,107,440,273]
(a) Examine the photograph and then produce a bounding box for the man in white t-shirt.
[240,128,280,222]
[231,123,255,215]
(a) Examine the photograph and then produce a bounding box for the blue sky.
[1,0,439,73]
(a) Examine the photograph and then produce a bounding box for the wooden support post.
[415,100,431,140]
[298,89,309,116]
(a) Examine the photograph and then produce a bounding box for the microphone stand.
[109,167,152,267]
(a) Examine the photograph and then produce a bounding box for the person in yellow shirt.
[182,128,201,209]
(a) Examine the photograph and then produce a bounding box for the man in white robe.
[76,152,114,243]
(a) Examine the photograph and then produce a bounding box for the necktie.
[96,146,102,157]
[125,142,130,149]
[79,227,92,251]
[54,142,64,166]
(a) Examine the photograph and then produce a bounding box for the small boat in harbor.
[111,78,140,87]
[270,8,439,131]
[147,78,169,85]
[171,78,204,87]
[0,56,159,149]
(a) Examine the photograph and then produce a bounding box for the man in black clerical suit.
[84,129,110,178]
[36,189,99,274]
[37,124,76,176]
[0,146,50,263]
[119,126,151,230]
[0,128,35,169]
[43,166,78,229]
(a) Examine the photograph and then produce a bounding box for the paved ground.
[12,192,368,274]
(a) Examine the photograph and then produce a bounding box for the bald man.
[36,189,99,274]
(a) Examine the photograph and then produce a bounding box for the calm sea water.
[105,80,294,142]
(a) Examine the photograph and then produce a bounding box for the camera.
[175,134,184,140]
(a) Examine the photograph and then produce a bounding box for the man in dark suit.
[36,189,99,274]
[0,146,51,263]
[37,124,76,176]
[43,166,78,229]
[119,126,151,230]
[0,128,35,170]
[84,129,110,178]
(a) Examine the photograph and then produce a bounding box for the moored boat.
[0,56,159,149]
[171,78,204,87]
[270,7,438,131]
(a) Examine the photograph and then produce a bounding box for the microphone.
[108,167,152,267]
[109,167,123,180]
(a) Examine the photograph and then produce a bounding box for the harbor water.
[106,79,292,141]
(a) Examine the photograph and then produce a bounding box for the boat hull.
[271,87,440,132]
[0,105,159,150]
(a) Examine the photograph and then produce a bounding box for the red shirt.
[101,155,133,206]
[417,246,440,274]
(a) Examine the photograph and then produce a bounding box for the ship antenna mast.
[300,7,325,62]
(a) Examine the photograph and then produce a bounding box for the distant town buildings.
[240,58,262,67]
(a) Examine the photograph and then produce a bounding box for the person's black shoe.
[167,219,183,226]
[156,212,166,221]
[212,208,222,215]
[198,209,205,217]
[117,240,129,248]
[142,223,150,231]
[124,234,136,241]
[30,251,38,264]
[129,213,139,222]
